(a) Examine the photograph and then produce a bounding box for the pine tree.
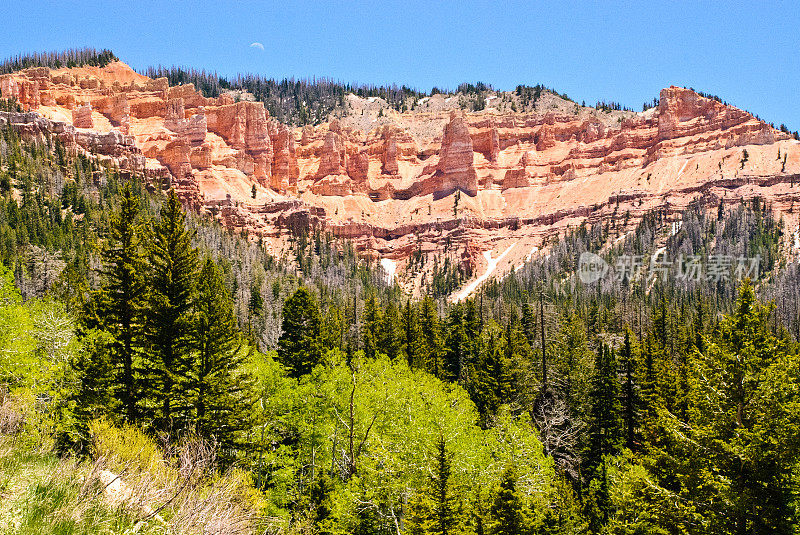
[430,436,458,535]
[584,344,623,480]
[402,299,423,368]
[672,281,800,533]
[405,435,460,535]
[470,332,507,426]
[489,466,526,535]
[540,475,587,535]
[188,257,254,463]
[420,295,444,377]
[64,329,116,450]
[380,299,402,361]
[501,315,529,400]
[278,286,323,377]
[362,294,380,359]
[444,305,467,382]
[143,189,199,432]
[620,328,637,450]
[521,301,536,349]
[90,184,145,423]
[248,280,263,333]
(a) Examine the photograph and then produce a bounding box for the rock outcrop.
[317,131,347,178]
[435,112,478,197]
[206,101,272,182]
[72,103,93,129]
[270,123,298,192]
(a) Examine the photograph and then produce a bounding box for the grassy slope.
[0,436,144,535]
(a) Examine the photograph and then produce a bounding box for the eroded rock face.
[164,98,186,132]
[185,113,207,145]
[383,132,399,175]
[271,123,298,192]
[436,112,478,196]
[3,61,798,297]
[95,93,130,133]
[348,150,370,182]
[0,110,147,172]
[656,86,777,148]
[206,101,272,181]
[317,131,347,178]
[72,103,93,129]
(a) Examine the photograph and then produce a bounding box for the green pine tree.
[380,299,402,361]
[362,294,381,359]
[489,466,527,535]
[188,257,255,464]
[405,435,460,535]
[143,189,199,432]
[584,344,623,480]
[89,184,146,424]
[420,295,445,377]
[670,281,800,533]
[278,286,323,377]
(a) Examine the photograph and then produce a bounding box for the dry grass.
[89,419,268,535]
[0,419,274,535]
[0,388,25,435]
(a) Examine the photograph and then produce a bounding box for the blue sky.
[1,0,798,130]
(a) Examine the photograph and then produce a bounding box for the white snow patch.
[515,246,539,272]
[445,97,454,103]
[380,258,397,284]
[676,160,689,178]
[367,97,379,103]
[670,220,683,237]
[614,231,632,244]
[454,244,517,301]
[794,229,800,251]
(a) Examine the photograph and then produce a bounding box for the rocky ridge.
[2,61,799,296]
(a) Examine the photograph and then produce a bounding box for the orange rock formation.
[2,61,799,295]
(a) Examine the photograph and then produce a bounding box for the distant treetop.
[0,48,118,74]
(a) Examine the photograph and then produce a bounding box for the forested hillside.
[3,99,800,535]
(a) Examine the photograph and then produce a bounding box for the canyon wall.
[2,61,799,295]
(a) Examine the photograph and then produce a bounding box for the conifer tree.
[521,301,536,349]
[420,295,444,377]
[620,328,637,450]
[430,436,458,535]
[405,435,459,535]
[402,300,423,367]
[380,299,402,361]
[584,344,623,480]
[362,294,380,359]
[489,466,526,535]
[502,314,529,399]
[65,329,115,449]
[470,332,509,425]
[540,476,587,535]
[91,184,145,423]
[278,286,323,377]
[188,257,254,462]
[671,281,800,533]
[444,305,467,382]
[143,189,198,431]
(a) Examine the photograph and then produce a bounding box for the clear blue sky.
[1,0,798,130]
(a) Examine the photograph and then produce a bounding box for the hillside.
[4,48,800,535]
[3,59,799,297]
